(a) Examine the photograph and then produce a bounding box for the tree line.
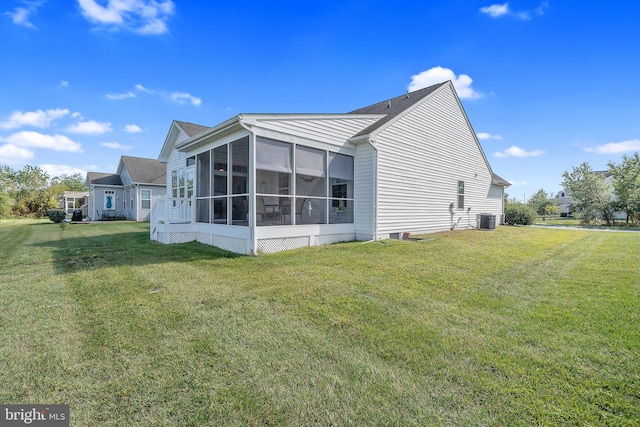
[505,152,640,226]
[562,153,640,225]
[0,164,86,218]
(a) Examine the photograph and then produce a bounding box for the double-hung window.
[140,189,151,210]
[457,180,465,210]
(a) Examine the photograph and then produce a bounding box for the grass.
[534,215,640,229]
[1,219,639,426]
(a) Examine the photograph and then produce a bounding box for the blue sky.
[1,0,639,200]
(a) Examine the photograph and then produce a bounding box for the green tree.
[0,165,15,217]
[50,173,86,192]
[11,165,54,217]
[504,196,536,225]
[561,162,614,225]
[528,188,556,218]
[607,152,640,223]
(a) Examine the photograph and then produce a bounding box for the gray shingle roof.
[348,82,447,138]
[87,172,123,186]
[120,156,166,185]
[174,120,209,137]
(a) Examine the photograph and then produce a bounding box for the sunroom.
[151,115,365,255]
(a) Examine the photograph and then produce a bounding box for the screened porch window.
[257,139,354,226]
[196,136,249,226]
[329,153,354,224]
[256,137,292,226]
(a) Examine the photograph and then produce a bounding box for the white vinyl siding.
[252,116,381,146]
[374,84,499,236]
[354,142,375,240]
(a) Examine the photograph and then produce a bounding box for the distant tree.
[607,152,640,223]
[528,188,557,218]
[561,162,614,225]
[50,173,86,192]
[0,165,14,217]
[11,165,54,217]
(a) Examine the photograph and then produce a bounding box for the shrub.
[504,204,535,225]
[47,209,67,223]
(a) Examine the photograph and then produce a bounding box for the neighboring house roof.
[348,82,447,137]
[118,155,166,185]
[86,172,123,186]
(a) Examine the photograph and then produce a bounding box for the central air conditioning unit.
[478,213,496,230]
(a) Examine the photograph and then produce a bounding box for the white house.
[150,81,510,254]
[86,156,166,221]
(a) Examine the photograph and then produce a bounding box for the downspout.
[134,184,137,222]
[237,115,257,255]
[368,137,379,241]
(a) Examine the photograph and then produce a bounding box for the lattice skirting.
[258,233,355,254]
[258,236,310,254]
[170,232,197,244]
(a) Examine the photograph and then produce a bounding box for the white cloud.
[0,143,34,163]
[480,1,547,20]
[480,3,510,18]
[494,145,545,158]
[135,83,152,93]
[101,142,133,149]
[508,180,527,186]
[59,80,69,88]
[0,108,70,129]
[0,131,83,152]
[584,139,640,154]
[77,0,175,35]
[66,120,112,134]
[170,92,202,106]
[41,164,88,178]
[106,91,135,100]
[477,132,503,140]
[124,124,142,133]
[4,1,44,29]
[408,67,482,99]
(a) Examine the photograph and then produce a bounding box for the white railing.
[150,196,191,227]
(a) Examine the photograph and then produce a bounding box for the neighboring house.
[557,172,626,220]
[555,189,572,216]
[86,156,166,221]
[150,81,510,254]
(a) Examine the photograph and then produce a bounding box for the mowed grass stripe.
[0,220,638,425]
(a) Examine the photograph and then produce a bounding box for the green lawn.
[1,219,638,426]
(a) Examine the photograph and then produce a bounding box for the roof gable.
[175,120,209,137]
[118,156,166,185]
[348,82,447,138]
[158,120,209,162]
